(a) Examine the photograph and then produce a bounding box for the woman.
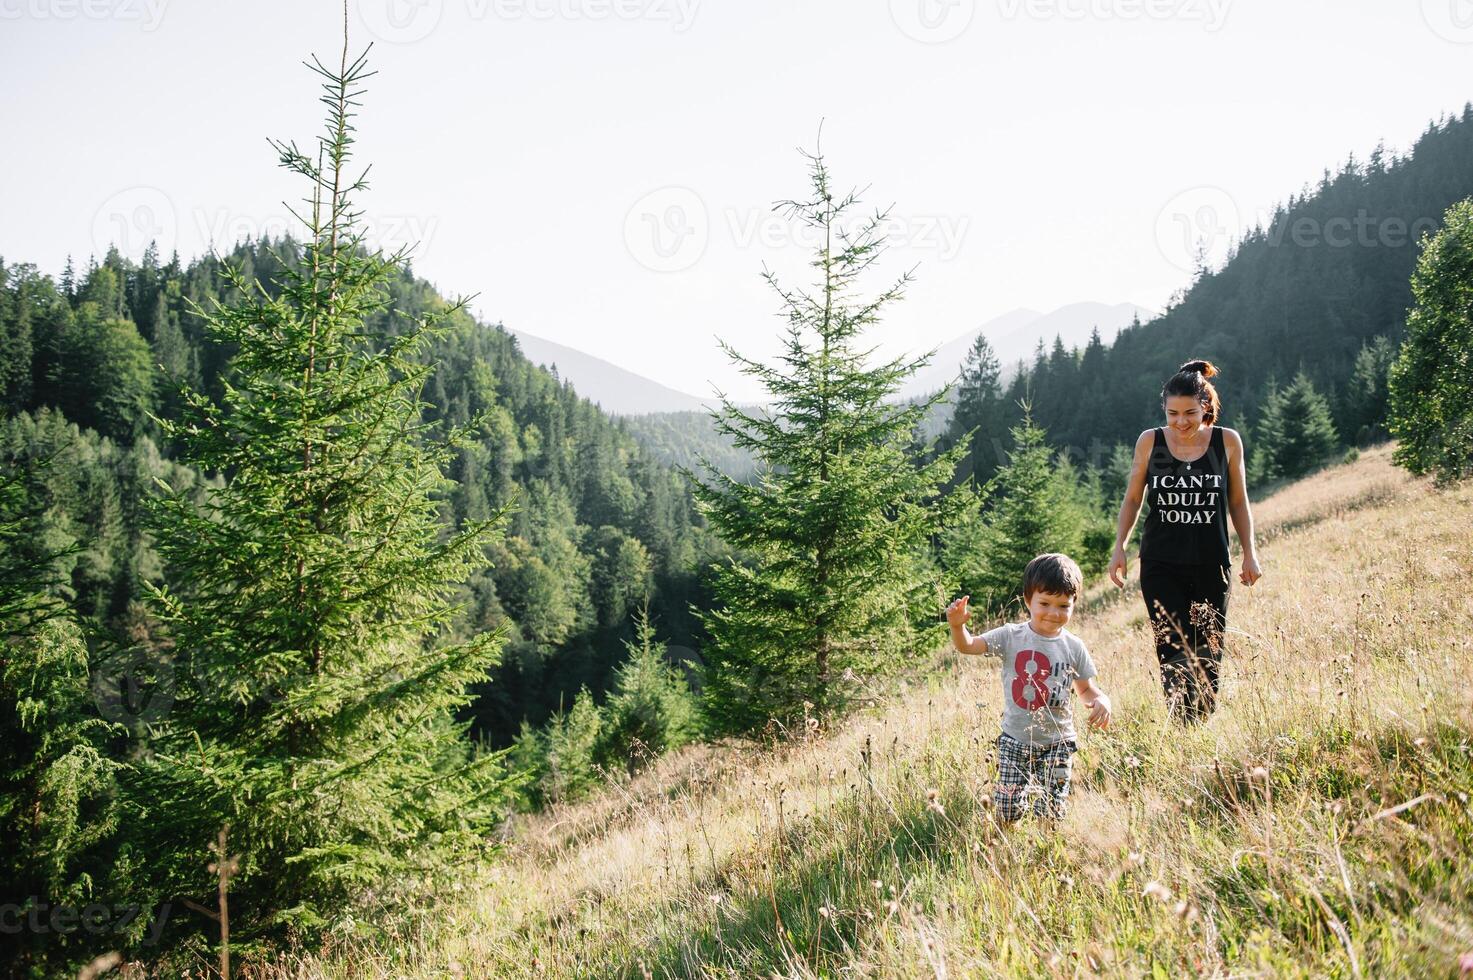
[1106,359,1262,722]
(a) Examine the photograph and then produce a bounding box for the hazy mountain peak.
[510,329,717,416]
[895,301,1157,401]
[512,303,1153,418]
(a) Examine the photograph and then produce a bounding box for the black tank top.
[1138,426,1231,567]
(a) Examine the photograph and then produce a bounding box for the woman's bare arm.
[1108,430,1154,587]
[1223,428,1262,585]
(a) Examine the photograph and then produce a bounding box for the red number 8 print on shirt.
[1011,649,1051,710]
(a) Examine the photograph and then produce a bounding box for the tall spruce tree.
[948,331,1005,488]
[687,143,966,734]
[132,35,519,939]
[1389,197,1473,483]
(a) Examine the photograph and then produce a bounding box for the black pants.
[1139,558,1231,722]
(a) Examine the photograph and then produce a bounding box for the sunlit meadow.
[219,442,1471,978]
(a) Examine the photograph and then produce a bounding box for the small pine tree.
[598,598,698,775]
[1252,389,1282,484]
[545,687,604,805]
[1340,335,1395,445]
[1257,372,1339,481]
[507,720,549,812]
[1071,461,1116,577]
[939,478,991,603]
[133,38,519,938]
[1099,442,1136,517]
[1389,197,1473,483]
[0,620,122,897]
[686,141,967,734]
[971,410,1090,613]
[1237,398,1276,488]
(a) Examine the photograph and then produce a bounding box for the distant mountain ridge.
[515,303,1154,419]
[509,328,718,415]
[600,302,1152,474]
[895,301,1158,401]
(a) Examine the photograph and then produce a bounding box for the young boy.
[946,553,1111,822]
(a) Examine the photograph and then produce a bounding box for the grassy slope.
[277,443,1472,979]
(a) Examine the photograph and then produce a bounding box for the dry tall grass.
[241,443,1471,978]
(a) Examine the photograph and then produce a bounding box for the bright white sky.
[2,0,1469,403]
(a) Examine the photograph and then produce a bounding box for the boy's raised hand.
[946,595,971,628]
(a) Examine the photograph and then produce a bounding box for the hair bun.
[1179,359,1218,379]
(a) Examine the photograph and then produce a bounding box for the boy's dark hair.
[1021,553,1083,603]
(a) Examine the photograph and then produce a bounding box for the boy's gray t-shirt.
[979,622,1097,747]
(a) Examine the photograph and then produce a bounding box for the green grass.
[212,442,1473,979]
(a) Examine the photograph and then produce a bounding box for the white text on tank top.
[1152,429,1223,525]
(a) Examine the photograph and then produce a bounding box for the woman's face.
[1163,395,1207,433]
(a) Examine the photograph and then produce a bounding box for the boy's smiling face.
[1025,589,1075,637]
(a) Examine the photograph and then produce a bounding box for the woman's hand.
[945,595,971,628]
[1239,553,1262,587]
[1107,546,1128,588]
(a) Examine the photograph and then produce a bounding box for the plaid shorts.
[994,732,1077,822]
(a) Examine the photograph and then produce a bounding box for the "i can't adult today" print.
[1149,472,1225,524]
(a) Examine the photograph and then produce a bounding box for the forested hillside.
[944,104,1473,489]
[618,409,759,482]
[9,105,1469,743]
[0,241,726,746]
[6,105,1469,746]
